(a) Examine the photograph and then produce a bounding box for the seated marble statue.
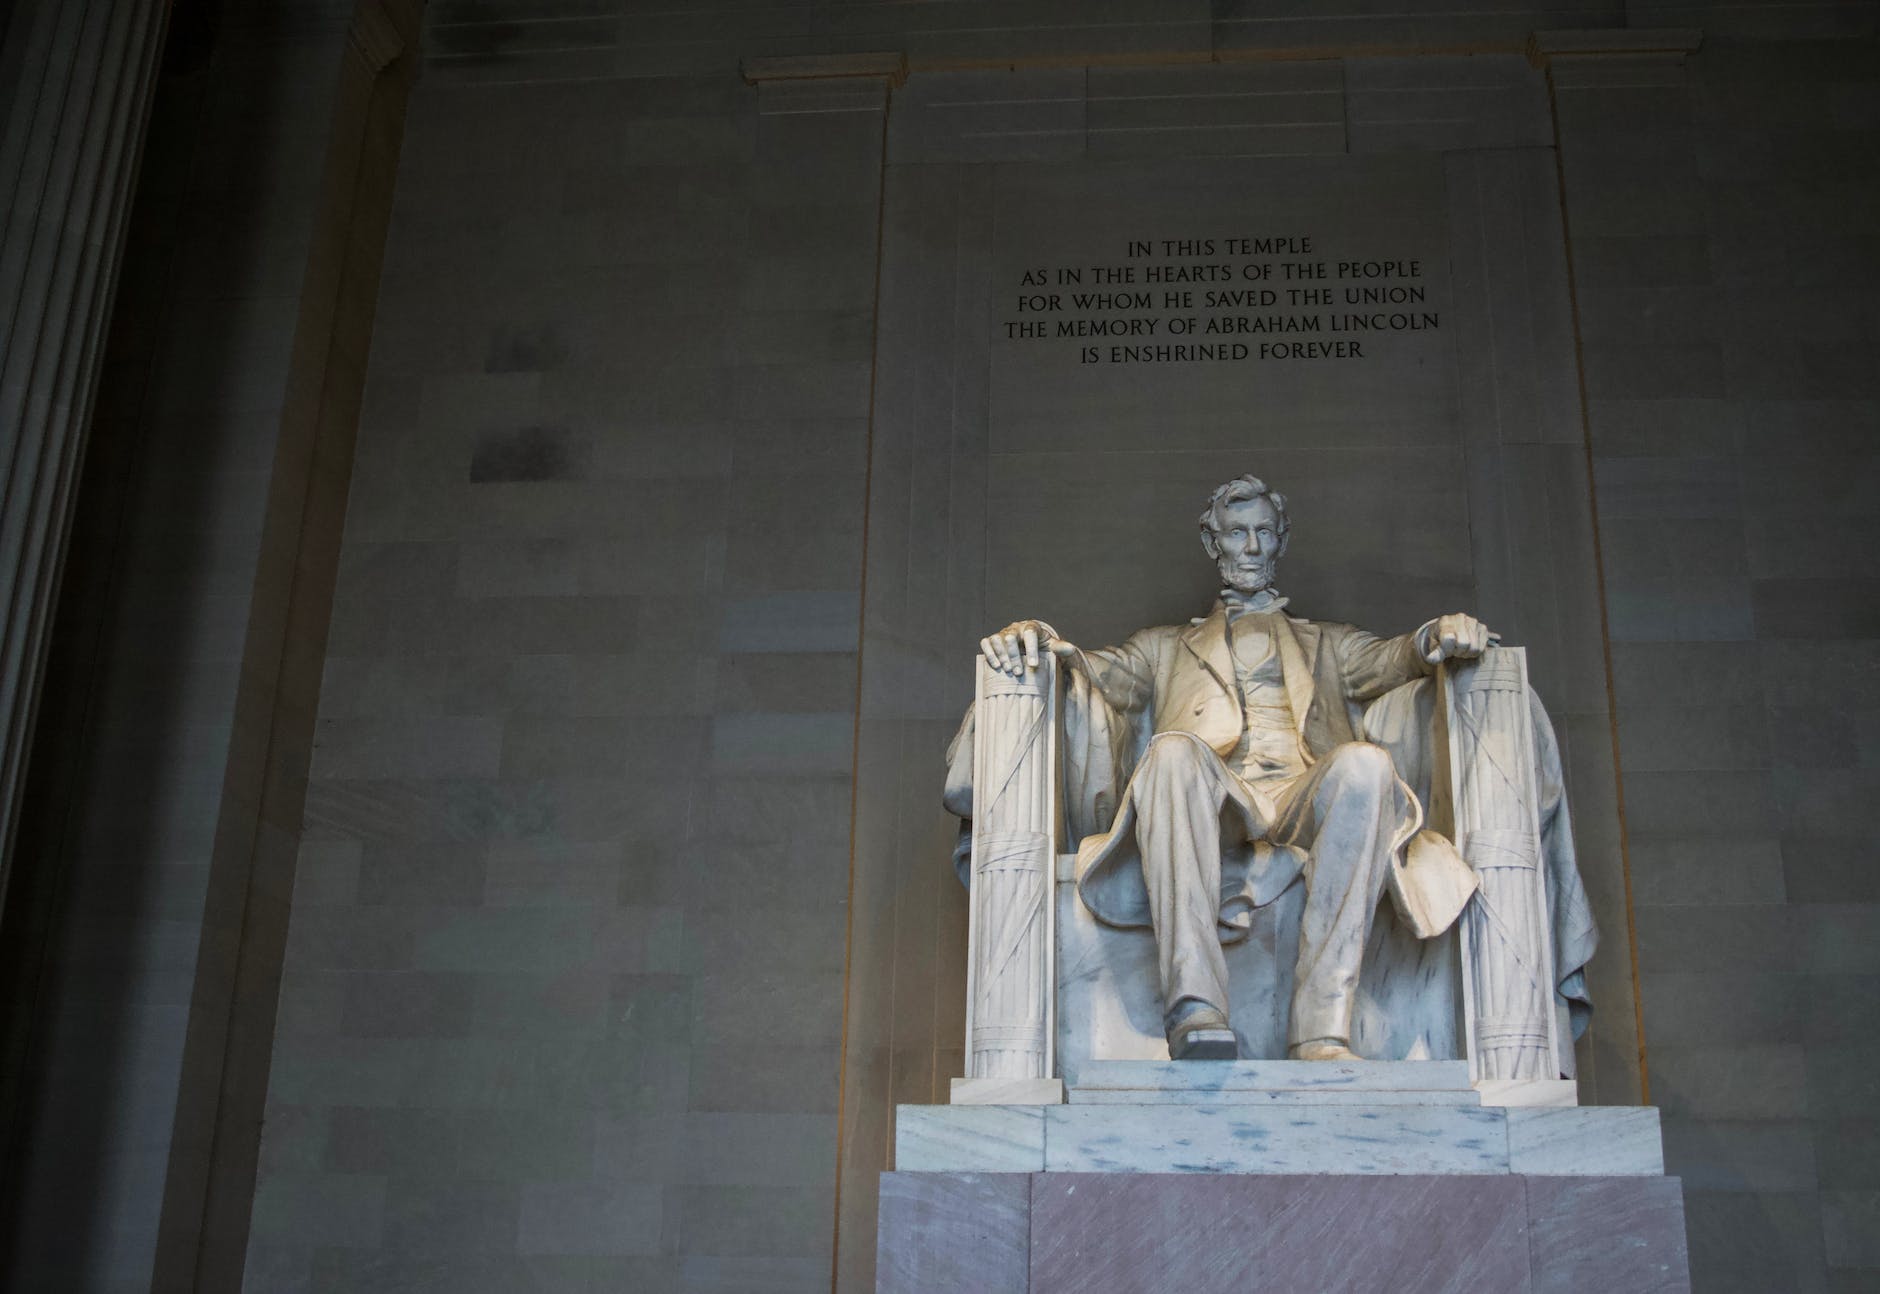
[949,474,1594,1066]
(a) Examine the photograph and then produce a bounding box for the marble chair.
[948,648,1596,1106]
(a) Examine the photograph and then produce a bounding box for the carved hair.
[1198,474,1291,553]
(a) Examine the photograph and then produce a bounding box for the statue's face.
[1211,496,1286,594]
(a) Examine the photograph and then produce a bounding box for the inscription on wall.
[986,156,1456,452]
[1001,236,1438,366]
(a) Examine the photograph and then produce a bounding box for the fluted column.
[0,0,167,908]
[956,655,1064,1104]
[1443,648,1564,1082]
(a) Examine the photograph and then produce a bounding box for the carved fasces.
[964,658,1059,1081]
[1440,648,1562,1081]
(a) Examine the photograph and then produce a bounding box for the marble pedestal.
[879,1062,1690,1292]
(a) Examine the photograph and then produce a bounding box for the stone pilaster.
[0,0,169,905]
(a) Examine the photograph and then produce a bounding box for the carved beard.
[1218,550,1277,595]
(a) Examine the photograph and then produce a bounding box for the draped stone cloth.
[944,606,1598,1045]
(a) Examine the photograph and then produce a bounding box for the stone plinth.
[905,1060,1664,1177]
[877,1171,1690,1293]
[898,1100,1664,1176]
[882,1062,1690,1291]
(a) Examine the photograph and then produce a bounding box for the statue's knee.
[1328,741,1395,791]
[1140,732,1211,782]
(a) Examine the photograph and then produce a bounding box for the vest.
[1226,615,1308,788]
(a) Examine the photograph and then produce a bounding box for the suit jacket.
[1074,606,1433,764]
[1070,606,1463,939]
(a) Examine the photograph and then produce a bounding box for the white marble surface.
[895,1102,1667,1177]
[1075,1083,1481,1105]
[1055,875,1474,1074]
[1043,1104,1511,1174]
[1069,1087,1480,1106]
[1074,1058,1472,1092]
[1476,1077,1579,1107]
[1445,648,1563,1081]
[896,1104,1045,1172]
[951,1076,1064,1106]
[1506,1106,1664,1175]
[963,657,1058,1085]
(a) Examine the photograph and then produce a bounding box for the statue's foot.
[1288,1038,1362,1062]
[1168,1004,1238,1061]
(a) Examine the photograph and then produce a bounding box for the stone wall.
[239,58,889,1292]
[1555,38,1880,1294]
[415,0,1622,77]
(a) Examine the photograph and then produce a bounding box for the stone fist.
[979,620,1075,677]
[1419,613,1497,665]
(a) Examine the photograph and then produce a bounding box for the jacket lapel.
[1272,616,1322,749]
[1179,607,1235,698]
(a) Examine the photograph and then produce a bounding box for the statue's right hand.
[980,620,1073,676]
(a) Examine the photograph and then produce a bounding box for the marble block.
[1070,1087,1482,1106]
[1042,1103,1511,1174]
[1073,1058,1472,1093]
[895,1101,1667,1177]
[951,1076,1064,1106]
[1029,1173,1531,1293]
[877,1172,1692,1292]
[896,1104,1045,1173]
[876,1172,1029,1294]
[1506,1106,1665,1176]
[1526,1175,1691,1293]
[1477,1077,1580,1107]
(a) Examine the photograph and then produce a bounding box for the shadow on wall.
[0,0,277,1286]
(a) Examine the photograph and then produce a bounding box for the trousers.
[1130,732,1410,1047]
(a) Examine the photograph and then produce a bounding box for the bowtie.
[1221,589,1289,619]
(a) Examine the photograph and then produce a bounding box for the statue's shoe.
[1168,1006,1238,1061]
[1288,1039,1362,1062]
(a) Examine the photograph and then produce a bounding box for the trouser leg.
[1273,742,1404,1047]
[1131,734,1234,1031]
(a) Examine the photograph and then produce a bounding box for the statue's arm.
[1075,631,1158,714]
[947,625,1154,833]
[979,620,1158,714]
[1335,623,1437,701]
[1337,614,1496,700]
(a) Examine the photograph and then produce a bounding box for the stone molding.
[0,0,168,907]
[1528,27,1705,64]
[741,50,908,86]
[346,0,406,73]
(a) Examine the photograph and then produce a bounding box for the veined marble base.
[950,1076,1065,1105]
[892,1064,1677,1287]
[1071,1086,1483,1105]
[1072,1058,1471,1094]
[1064,1059,1579,1108]
[1478,1077,1581,1107]
[895,1101,1663,1176]
[877,1171,1691,1293]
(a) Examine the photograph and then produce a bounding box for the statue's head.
[1198,474,1290,596]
